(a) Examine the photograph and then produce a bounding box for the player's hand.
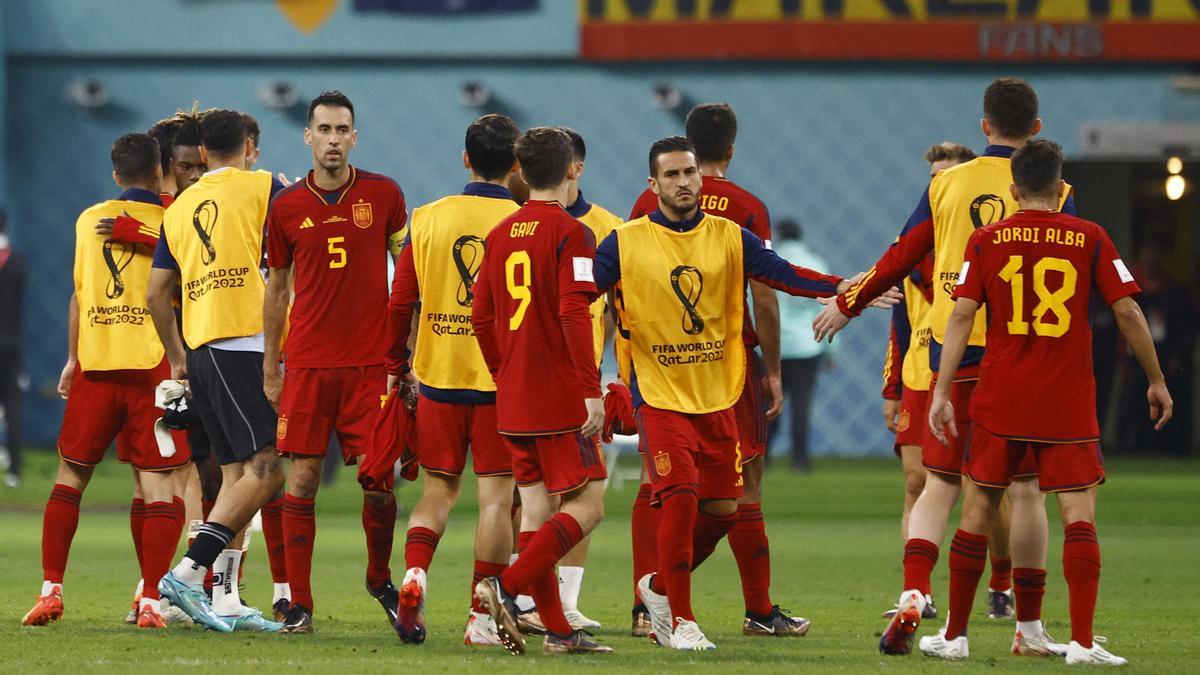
[764,372,783,421]
[1147,382,1173,431]
[927,395,956,445]
[581,397,604,439]
[278,173,298,187]
[57,359,76,399]
[263,365,283,411]
[869,286,904,308]
[169,361,188,381]
[883,398,900,433]
[812,302,851,343]
[94,217,115,236]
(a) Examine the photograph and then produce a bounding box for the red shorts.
[922,376,976,476]
[58,359,190,472]
[893,388,928,455]
[415,396,510,477]
[635,405,743,503]
[732,347,768,461]
[277,365,386,465]
[505,431,606,495]
[967,423,1102,492]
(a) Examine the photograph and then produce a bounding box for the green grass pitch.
[1,451,1197,672]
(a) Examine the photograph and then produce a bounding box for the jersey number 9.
[505,251,532,330]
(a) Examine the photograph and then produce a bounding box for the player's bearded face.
[306,105,356,172]
[651,151,701,215]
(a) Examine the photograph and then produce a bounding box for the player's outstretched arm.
[811,272,903,343]
[928,297,978,444]
[741,229,842,298]
[146,267,186,380]
[1111,296,1173,430]
[262,265,292,411]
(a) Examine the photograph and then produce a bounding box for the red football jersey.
[266,167,407,368]
[631,175,772,348]
[954,210,1139,441]
[471,200,600,435]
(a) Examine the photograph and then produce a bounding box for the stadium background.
[0,0,1197,458]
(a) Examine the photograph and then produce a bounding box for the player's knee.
[55,459,93,490]
[362,489,394,509]
[251,448,285,487]
[699,497,737,518]
[904,469,926,500]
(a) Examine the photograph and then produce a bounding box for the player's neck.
[566,181,581,206]
[698,161,728,178]
[313,164,352,191]
[120,180,160,195]
[528,183,569,205]
[986,135,1028,149]
[1018,198,1058,212]
[468,171,508,189]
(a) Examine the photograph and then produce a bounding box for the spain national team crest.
[897,410,911,433]
[352,202,373,229]
[653,452,671,477]
[276,416,288,440]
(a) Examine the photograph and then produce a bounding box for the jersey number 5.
[998,255,1077,337]
[328,236,347,269]
[505,250,532,330]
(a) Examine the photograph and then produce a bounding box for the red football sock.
[631,482,661,606]
[130,498,146,569]
[471,560,507,613]
[404,526,440,572]
[1013,567,1047,622]
[692,509,737,570]
[529,566,573,636]
[140,501,178,601]
[652,486,698,625]
[728,502,773,616]
[170,496,186,550]
[42,484,82,584]
[500,513,584,598]
[261,497,288,584]
[362,494,397,587]
[945,529,988,640]
[283,494,317,610]
[989,554,1013,592]
[903,538,940,596]
[1063,521,1101,648]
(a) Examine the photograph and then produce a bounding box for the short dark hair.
[1010,139,1063,199]
[147,119,180,173]
[559,126,586,162]
[649,136,695,176]
[198,109,246,157]
[983,77,1039,139]
[514,127,572,190]
[307,90,355,125]
[924,141,976,165]
[465,113,519,181]
[111,133,160,183]
[685,103,737,163]
[241,112,260,148]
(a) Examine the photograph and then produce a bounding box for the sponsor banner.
[581,0,1200,61]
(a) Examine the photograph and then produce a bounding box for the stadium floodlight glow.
[460,81,492,108]
[1166,156,1183,175]
[65,79,108,108]
[259,81,300,110]
[1165,174,1186,201]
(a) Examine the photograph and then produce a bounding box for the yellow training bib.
[410,194,518,391]
[616,215,745,414]
[73,200,165,371]
[162,168,272,349]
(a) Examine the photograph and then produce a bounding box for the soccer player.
[150,108,286,633]
[628,103,803,637]
[471,127,611,656]
[598,137,879,650]
[387,113,520,646]
[880,141,1015,621]
[263,91,408,634]
[921,140,1171,666]
[811,78,1074,656]
[21,133,191,629]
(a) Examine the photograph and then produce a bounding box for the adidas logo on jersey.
[323,215,348,224]
[299,217,316,229]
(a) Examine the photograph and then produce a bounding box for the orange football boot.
[22,587,64,626]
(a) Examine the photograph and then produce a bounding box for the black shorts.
[187,346,277,466]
